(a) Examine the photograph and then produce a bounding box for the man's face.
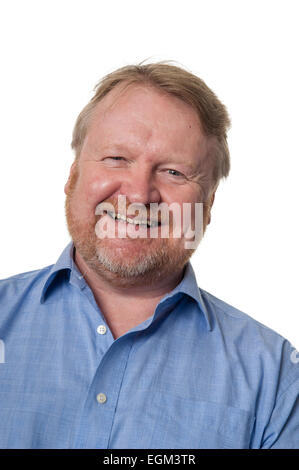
[65,84,215,287]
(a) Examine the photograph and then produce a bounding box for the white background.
[0,0,298,346]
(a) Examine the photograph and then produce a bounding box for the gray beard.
[73,239,193,288]
[95,246,168,279]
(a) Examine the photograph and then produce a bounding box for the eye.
[167,169,184,177]
[105,156,125,161]
[102,156,127,166]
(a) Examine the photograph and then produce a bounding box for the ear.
[64,161,78,195]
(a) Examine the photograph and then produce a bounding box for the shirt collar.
[156,262,212,331]
[40,241,82,303]
[40,243,211,331]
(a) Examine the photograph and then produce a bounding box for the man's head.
[64,62,231,287]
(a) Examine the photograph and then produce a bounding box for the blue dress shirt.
[0,242,298,449]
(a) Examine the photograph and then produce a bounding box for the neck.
[73,248,185,338]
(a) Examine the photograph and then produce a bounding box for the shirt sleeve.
[261,345,299,449]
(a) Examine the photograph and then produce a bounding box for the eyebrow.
[100,143,128,152]
[100,143,197,161]
[96,142,204,172]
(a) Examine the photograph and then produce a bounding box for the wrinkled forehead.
[94,82,204,127]
[86,83,208,152]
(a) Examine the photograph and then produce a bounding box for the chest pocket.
[138,391,255,449]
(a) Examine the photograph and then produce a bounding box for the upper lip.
[95,202,166,226]
[106,210,160,227]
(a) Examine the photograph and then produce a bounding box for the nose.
[120,167,161,205]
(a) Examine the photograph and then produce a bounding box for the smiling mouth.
[105,210,161,228]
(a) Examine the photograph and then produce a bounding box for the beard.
[65,169,198,288]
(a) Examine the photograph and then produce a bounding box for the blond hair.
[71,62,231,187]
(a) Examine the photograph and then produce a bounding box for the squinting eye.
[103,156,127,165]
[106,156,124,160]
[167,169,184,177]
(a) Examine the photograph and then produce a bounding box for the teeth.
[106,211,158,227]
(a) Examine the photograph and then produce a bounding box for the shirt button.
[97,324,107,335]
[96,393,107,404]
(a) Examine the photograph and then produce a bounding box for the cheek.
[77,170,122,206]
[165,188,202,230]
[162,186,200,206]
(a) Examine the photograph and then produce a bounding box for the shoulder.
[0,265,53,289]
[199,287,299,393]
[201,287,286,341]
[0,265,53,315]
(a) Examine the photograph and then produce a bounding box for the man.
[0,63,298,449]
